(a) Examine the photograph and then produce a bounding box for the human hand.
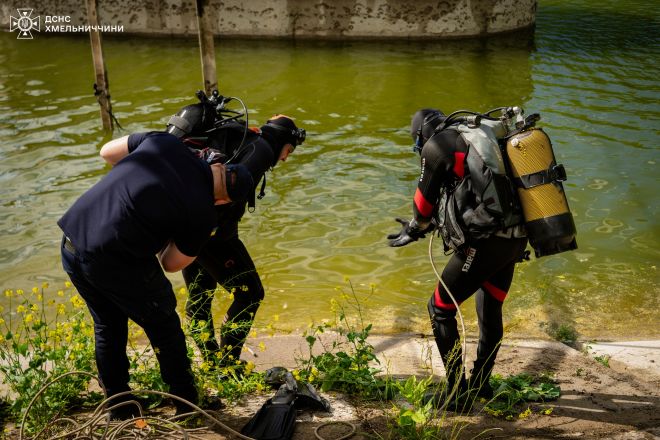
[387,218,418,247]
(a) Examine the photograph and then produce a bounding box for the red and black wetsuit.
[415,128,528,393]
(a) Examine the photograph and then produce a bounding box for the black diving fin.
[294,382,331,412]
[241,372,298,440]
[263,366,332,413]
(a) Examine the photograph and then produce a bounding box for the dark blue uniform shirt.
[58,132,217,259]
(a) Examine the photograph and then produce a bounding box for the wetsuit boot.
[424,298,468,411]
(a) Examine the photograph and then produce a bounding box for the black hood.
[411,108,445,153]
[260,116,303,166]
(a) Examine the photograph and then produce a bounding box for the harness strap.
[248,175,267,212]
[514,163,566,189]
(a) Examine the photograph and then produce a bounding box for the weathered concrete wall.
[2,0,536,39]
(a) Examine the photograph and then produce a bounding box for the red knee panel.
[433,285,458,310]
[483,281,507,302]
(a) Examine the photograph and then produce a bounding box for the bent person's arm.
[158,241,196,272]
[100,135,131,165]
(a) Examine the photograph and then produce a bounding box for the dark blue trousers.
[60,237,197,407]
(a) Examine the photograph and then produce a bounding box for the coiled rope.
[19,371,356,440]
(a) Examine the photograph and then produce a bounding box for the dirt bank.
[184,335,660,439]
[3,335,658,439]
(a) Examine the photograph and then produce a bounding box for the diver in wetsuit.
[388,109,528,406]
[173,111,306,367]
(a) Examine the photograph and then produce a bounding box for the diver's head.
[411,109,445,154]
[260,115,305,165]
[166,103,216,139]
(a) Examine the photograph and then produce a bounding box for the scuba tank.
[433,106,577,258]
[504,113,577,257]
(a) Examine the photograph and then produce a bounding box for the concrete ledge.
[247,333,660,379]
[1,0,536,39]
[576,340,660,377]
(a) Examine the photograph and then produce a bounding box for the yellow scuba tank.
[506,128,577,257]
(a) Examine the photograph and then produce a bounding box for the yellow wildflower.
[258,342,266,352]
[57,290,64,297]
[42,282,49,289]
[57,304,66,315]
[16,289,24,295]
[272,314,279,322]
[245,361,255,375]
[32,287,39,294]
[30,304,38,312]
[64,281,72,288]
[4,289,12,297]
[178,287,186,295]
[519,408,532,419]
[200,332,210,342]
[70,295,85,308]
[17,305,26,314]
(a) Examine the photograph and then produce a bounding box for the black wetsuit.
[414,129,528,392]
[58,132,217,409]
[182,128,275,364]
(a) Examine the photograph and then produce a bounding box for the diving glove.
[387,218,433,247]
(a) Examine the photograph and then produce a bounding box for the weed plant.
[484,372,559,419]
[181,282,268,403]
[0,283,96,433]
[295,281,390,399]
[392,375,458,440]
[541,321,578,344]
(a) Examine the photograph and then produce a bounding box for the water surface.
[0,0,658,340]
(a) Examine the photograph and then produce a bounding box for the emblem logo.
[10,8,40,39]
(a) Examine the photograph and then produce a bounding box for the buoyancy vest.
[437,118,524,252]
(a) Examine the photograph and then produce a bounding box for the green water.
[1,1,658,340]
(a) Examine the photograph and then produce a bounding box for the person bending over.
[58,131,252,418]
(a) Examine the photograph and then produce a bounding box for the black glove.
[388,217,430,247]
